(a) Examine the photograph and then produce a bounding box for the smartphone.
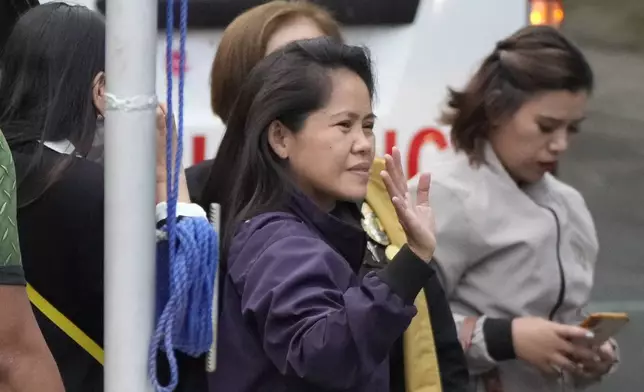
[579,312,629,345]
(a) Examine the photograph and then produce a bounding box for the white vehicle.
[61,0,564,179]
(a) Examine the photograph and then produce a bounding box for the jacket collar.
[483,143,515,185]
[288,190,367,273]
[483,143,552,203]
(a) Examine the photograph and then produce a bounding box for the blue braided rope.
[149,218,218,392]
[147,0,218,389]
[177,0,187,193]
[165,0,176,246]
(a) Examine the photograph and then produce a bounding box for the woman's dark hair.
[200,37,374,259]
[0,3,105,203]
[0,0,38,51]
[441,25,593,164]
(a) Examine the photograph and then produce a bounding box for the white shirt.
[44,138,207,224]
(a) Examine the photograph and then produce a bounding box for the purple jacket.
[208,192,434,391]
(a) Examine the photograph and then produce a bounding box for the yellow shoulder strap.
[26,283,104,365]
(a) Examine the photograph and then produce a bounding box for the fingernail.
[594,355,601,362]
[585,331,595,339]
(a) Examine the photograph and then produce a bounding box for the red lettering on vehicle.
[193,135,206,165]
[407,128,448,179]
[171,50,189,76]
[385,130,397,156]
[385,128,448,178]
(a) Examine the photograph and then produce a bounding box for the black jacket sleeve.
[376,244,434,305]
[424,261,471,391]
[185,159,213,203]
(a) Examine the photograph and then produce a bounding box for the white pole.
[104,0,158,390]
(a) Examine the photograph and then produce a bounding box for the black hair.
[0,2,105,203]
[0,0,38,50]
[199,37,374,260]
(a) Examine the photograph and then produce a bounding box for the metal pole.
[104,0,158,390]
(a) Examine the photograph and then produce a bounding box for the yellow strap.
[26,283,104,365]
[365,162,443,392]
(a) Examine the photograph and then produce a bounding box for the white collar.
[43,139,77,156]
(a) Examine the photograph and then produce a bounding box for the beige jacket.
[411,145,610,391]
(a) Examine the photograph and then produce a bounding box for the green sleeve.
[0,131,22,269]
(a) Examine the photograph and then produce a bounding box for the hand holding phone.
[579,312,629,345]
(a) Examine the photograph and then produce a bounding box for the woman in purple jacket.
[202,37,438,391]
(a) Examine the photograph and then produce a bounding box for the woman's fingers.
[599,341,616,360]
[384,172,418,230]
[157,103,178,136]
[384,147,408,195]
[391,196,415,230]
[415,173,431,207]
[391,196,407,219]
[555,324,594,342]
[391,147,408,194]
[384,154,405,197]
[549,353,579,375]
[561,340,598,364]
[381,170,404,202]
[155,107,165,133]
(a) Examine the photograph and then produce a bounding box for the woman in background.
[415,25,617,391]
[0,3,204,390]
[187,2,468,390]
[186,0,341,195]
[0,1,64,390]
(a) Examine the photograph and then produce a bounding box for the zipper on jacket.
[541,206,568,391]
[542,206,566,321]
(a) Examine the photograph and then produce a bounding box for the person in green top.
[0,130,64,391]
[0,1,63,390]
[0,131,21,274]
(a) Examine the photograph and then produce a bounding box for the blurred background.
[561,0,644,390]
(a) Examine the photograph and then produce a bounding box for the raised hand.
[155,103,189,203]
[155,103,177,184]
[380,147,436,262]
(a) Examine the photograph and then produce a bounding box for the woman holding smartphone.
[413,25,619,391]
